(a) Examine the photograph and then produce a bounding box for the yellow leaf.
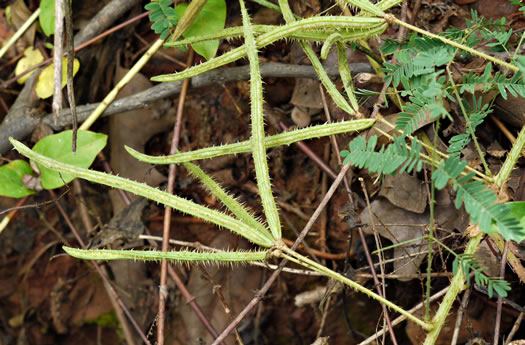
[15,47,44,84]
[35,57,79,99]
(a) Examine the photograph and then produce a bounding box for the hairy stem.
[63,246,269,263]
[240,0,281,239]
[10,138,274,247]
[386,15,518,72]
[281,247,432,331]
[125,119,374,164]
[423,233,482,345]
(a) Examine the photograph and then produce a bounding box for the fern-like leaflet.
[461,63,525,100]
[453,254,511,298]
[341,135,523,241]
[145,0,178,40]
[432,157,523,241]
[340,135,423,175]
[381,37,454,135]
[396,75,450,136]
[447,97,492,158]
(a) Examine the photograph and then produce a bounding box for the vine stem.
[423,232,482,345]
[79,38,165,130]
[495,125,525,186]
[240,0,281,239]
[385,15,518,72]
[157,48,193,345]
[0,8,40,59]
[423,124,525,344]
[281,247,432,330]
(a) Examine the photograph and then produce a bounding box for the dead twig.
[359,178,398,345]
[494,241,510,345]
[450,288,472,345]
[52,0,64,125]
[49,189,149,345]
[157,49,194,345]
[64,0,77,152]
[0,62,372,155]
[211,162,352,345]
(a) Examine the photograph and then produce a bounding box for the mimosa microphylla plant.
[11,0,525,343]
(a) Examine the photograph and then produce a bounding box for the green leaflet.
[174,0,227,60]
[32,130,107,190]
[432,157,522,241]
[0,160,35,198]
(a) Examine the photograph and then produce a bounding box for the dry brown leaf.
[360,189,465,281]
[378,173,427,214]
[8,0,35,47]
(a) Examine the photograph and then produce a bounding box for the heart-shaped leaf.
[32,130,107,190]
[0,160,35,197]
[174,0,226,60]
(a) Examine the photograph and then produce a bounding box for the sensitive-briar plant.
[8,0,525,344]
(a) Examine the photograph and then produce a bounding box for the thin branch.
[64,0,77,152]
[52,0,64,124]
[49,190,149,345]
[450,288,471,345]
[211,163,352,345]
[494,241,510,345]
[157,49,194,345]
[0,62,372,155]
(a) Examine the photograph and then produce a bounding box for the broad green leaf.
[0,160,35,198]
[32,130,107,190]
[15,47,44,84]
[488,201,525,242]
[35,57,79,99]
[174,0,226,60]
[39,0,55,36]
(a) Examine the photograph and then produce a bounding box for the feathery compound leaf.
[487,202,525,242]
[447,97,492,158]
[494,71,525,100]
[431,157,467,189]
[452,253,511,297]
[145,0,178,40]
[432,157,522,240]
[340,135,423,175]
